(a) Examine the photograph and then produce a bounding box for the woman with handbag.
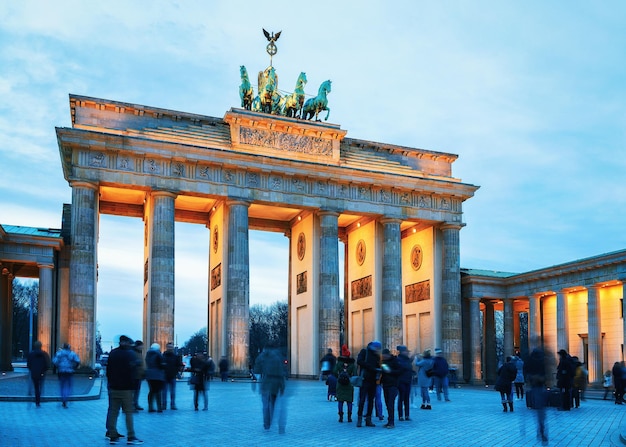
[414,349,434,410]
[334,345,357,423]
[190,352,210,410]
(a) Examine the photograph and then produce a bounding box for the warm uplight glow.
[297,215,301,221]
[357,222,361,228]
[412,228,417,233]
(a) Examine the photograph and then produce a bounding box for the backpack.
[338,367,351,385]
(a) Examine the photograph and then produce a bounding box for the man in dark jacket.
[106,335,143,445]
[356,340,382,427]
[556,349,575,411]
[381,348,402,429]
[432,348,450,402]
[395,345,413,422]
[27,340,50,407]
[161,342,182,410]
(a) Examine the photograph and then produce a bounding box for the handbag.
[350,373,363,387]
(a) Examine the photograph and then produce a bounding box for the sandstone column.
[556,290,569,352]
[441,223,463,371]
[484,300,497,384]
[145,191,176,350]
[587,285,602,384]
[226,200,250,373]
[503,299,514,357]
[318,211,340,361]
[528,294,541,345]
[69,181,99,367]
[468,297,482,384]
[381,218,403,350]
[37,263,54,354]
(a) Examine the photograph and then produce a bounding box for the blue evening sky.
[1,1,624,347]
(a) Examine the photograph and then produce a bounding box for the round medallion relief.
[411,244,423,271]
[297,232,306,261]
[356,239,366,266]
[212,225,219,253]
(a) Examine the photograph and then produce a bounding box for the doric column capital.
[37,263,55,270]
[69,180,99,191]
[317,209,340,218]
[150,190,178,200]
[226,198,250,208]
[380,217,402,225]
[440,222,465,231]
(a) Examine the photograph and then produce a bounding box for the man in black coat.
[161,343,182,410]
[556,349,575,411]
[26,340,50,407]
[106,335,143,445]
[356,341,382,427]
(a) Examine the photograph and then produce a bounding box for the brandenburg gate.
[55,92,478,376]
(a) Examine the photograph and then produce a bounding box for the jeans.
[162,377,177,408]
[107,389,136,439]
[397,381,411,418]
[262,392,286,431]
[57,373,73,405]
[434,376,450,401]
[30,374,46,405]
[383,386,398,425]
[357,381,377,419]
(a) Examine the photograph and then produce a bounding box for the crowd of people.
[22,336,626,446]
[319,342,452,430]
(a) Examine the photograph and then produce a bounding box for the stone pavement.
[1,372,626,447]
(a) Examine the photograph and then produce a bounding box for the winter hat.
[341,344,351,357]
[369,341,382,351]
[397,345,408,353]
[150,343,161,351]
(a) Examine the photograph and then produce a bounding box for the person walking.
[52,343,80,408]
[218,355,229,382]
[190,352,210,411]
[144,343,165,412]
[26,340,50,407]
[161,342,182,410]
[513,355,525,400]
[556,349,575,411]
[334,344,356,423]
[603,370,613,400]
[571,357,588,407]
[105,335,144,445]
[432,348,451,402]
[396,345,413,421]
[131,341,145,412]
[254,343,288,434]
[380,348,402,429]
[356,341,382,427]
[495,356,517,412]
[320,348,336,381]
[414,349,434,410]
[612,361,624,404]
[524,347,548,445]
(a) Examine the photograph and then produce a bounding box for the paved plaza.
[1,371,625,447]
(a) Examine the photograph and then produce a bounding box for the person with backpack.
[333,344,356,423]
[495,356,517,412]
[414,349,435,410]
[396,345,413,421]
[432,348,451,402]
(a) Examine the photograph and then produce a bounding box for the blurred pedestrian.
[603,370,613,400]
[132,341,145,411]
[326,372,337,401]
[556,349,575,411]
[495,356,516,412]
[396,345,413,421]
[381,348,402,429]
[161,342,182,410]
[356,340,382,427]
[513,355,525,400]
[52,343,80,408]
[414,349,434,410]
[571,357,587,408]
[334,344,356,423]
[612,362,624,404]
[144,343,165,412]
[190,352,210,410]
[254,343,288,434]
[524,347,548,445]
[106,335,144,445]
[433,348,451,402]
[320,348,336,381]
[27,340,50,407]
[218,355,229,382]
